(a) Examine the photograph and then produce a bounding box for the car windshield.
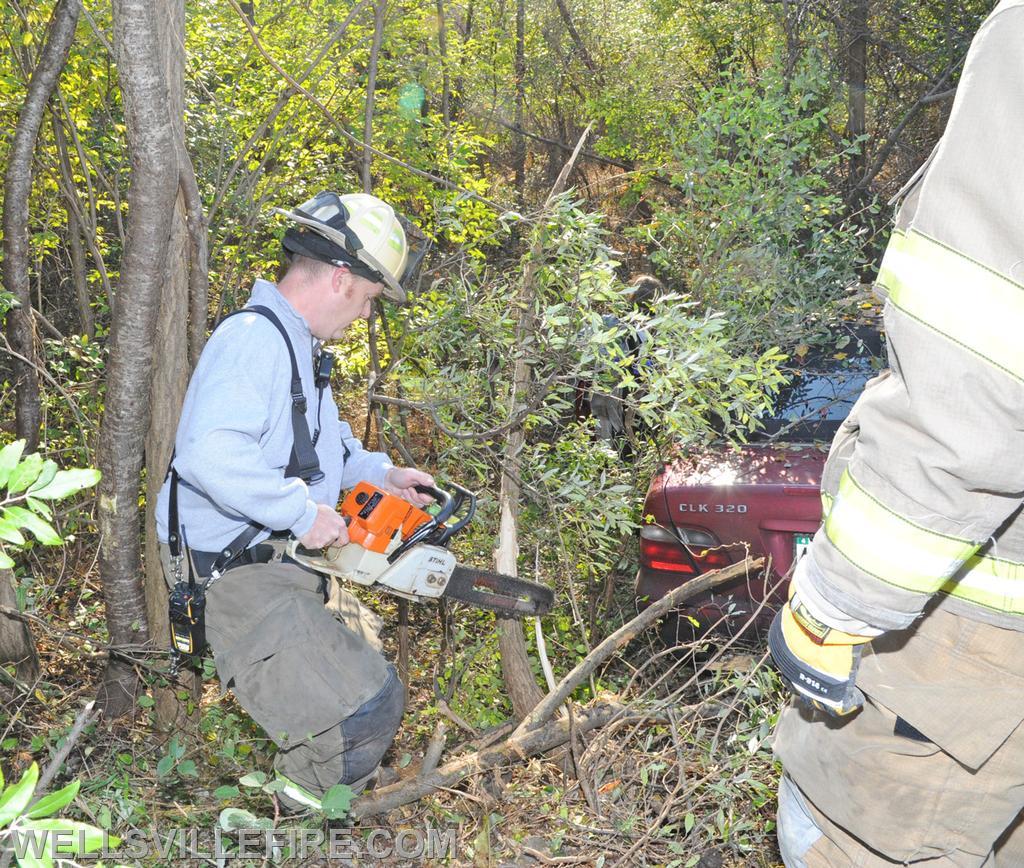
[754,330,885,442]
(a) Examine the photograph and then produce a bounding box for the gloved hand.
[768,584,872,716]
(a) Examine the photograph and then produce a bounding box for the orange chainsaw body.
[340,482,432,554]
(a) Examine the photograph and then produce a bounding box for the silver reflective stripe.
[944,552,1024,614]
[876,229,1024,381]
[276,774,321,810]
[824,470,977,594]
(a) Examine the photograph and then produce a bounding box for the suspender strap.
[166,303,327,576]
[244,305,324,485]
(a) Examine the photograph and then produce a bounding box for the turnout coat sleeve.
[802,0,1024,631]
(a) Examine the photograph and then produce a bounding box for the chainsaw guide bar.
[443,566,554,617]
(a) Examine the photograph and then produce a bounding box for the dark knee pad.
[339,666,404,784]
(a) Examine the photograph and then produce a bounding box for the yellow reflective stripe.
[821,491,834,515]
[876,229,1024,381]
[824,470,977,593]
[943,553,1024,615]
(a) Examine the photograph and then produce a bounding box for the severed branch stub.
[351,556,762,819]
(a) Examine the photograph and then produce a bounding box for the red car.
[636,329,884,644]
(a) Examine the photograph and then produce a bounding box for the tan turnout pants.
[774,604,1024,866]
[159,542,402,806]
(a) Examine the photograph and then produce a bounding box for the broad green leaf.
[3,508,61,546]
[26,469,101,501]
[0,762,39,828]
[0,518,26,546]
[7,845,51,868]
[177,760,198,778]
[7,454,44,494]
[24,780,81,819]
[25,498,51,520]
[0,441,25,489]
[218,807,259,831]
[0,551,13,570]
[320,783,354,819]
[238,772,266,788]
[213,785,239,799]
[20,818,118,854]
[156,755,175,778]
[26,461,57,495]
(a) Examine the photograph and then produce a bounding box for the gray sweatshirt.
[155,279,394,552]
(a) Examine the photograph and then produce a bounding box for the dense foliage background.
[0,0,996,864]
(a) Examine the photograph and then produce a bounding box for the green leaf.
[684,812,695,834]
[20,818,117,854]
[320,784,354,819]
[8,846,51,868]
[177,760,198,778]
[25,498,51,520]
[7,454,44,494]
[213,785,239,799]
[0,762,39,828]
[218,807,259,831]
[26,461,57,495]
[27,469,101,501]
[136,695,154,708]
[0,441,26,489]
[156,755,175,778]
[0,517,26,546]
[0,551,13,570]
[238,772,266,788]
[24,780,81,819]
[3,507,61,546]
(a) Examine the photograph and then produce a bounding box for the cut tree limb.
[351,556,762,820]
[351,701,624,819]
[495,124,593,720]
[514,556,763,736]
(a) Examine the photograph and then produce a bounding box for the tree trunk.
[145,0,203,733]
[361,0,387,192]
[2,0,82,452]
[97,0,180,718]
[436,0,452,160]
[513,0,526,202]
[845,0,869,207]
[66,207,94,339]
[0,568,39,684]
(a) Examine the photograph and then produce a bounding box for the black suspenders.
[166,305,329,580]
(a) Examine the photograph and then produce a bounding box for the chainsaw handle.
[434,483,476,544]
[413,484,454,522]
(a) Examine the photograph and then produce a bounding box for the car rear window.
[755,331,885,442]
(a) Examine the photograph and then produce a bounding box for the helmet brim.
[275,206,406,304]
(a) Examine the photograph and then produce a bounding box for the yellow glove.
[768,588,872,716]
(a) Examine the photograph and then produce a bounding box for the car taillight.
[639,525,731,574]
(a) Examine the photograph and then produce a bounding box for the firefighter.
[768,2,1024,863]
[156,192,433,812]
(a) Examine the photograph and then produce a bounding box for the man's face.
[322,269,384,339]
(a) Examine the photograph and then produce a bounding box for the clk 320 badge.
[680,504,749,513]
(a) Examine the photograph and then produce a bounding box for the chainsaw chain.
[443,566,554,618]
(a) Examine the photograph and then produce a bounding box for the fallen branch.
[34,700,99,794]
[350,701,625,820]
[514,556,763,736]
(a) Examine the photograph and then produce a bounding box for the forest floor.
[2,537,787,867]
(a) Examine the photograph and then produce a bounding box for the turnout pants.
[159,545,404,809]
[774,605,1024,866]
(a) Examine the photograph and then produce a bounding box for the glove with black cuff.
[768,556,878,717]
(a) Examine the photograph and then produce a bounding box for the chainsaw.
[287,481,554,618]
